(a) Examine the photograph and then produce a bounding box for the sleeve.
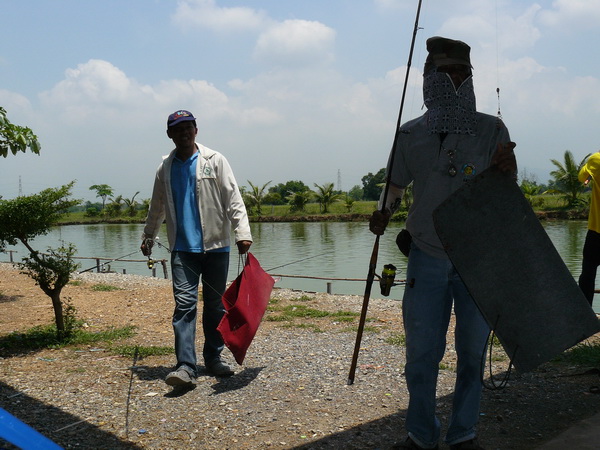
[579,153,600,183]
[377,183,405,213]
[219,156,253,243]
[142,164,167,240]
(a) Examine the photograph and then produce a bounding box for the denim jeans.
[170,251,230,376]
[402,245,489,448]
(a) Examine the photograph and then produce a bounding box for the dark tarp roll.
[217,253,275,365]
[433,167,600,373]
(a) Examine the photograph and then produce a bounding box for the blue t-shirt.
[172,152,203,252]
[171,152,229,253]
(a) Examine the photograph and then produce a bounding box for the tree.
[287,190,312,213]
[313,182,343,213]
[105,195,124,217]
[344,194,355,212]
[0,106,41,157]
[348,185,364,201]
[89,184,114,211]
[361,168,386,201]
[0,182,81,339]
[269,180,309,200]
[123,191,140,217]
[245,180,271,216]
[549,150,590,206]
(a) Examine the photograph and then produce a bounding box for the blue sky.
[1,0,599,202]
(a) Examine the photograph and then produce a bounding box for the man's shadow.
[130,364,264,397]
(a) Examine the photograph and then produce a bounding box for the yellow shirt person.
[578,151,600,306]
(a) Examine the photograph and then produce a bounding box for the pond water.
[2,220,597,312]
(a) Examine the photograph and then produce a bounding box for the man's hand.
[236,240,252,254]
[369,209,391,235]
[141,239,153,256]
[492,141,517,174]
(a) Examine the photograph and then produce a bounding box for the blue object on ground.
[0,407,62,449]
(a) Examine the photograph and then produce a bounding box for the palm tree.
[123,191,140,217]
[520,181,541,206]
[287,190,312,213]
[105,195,124,217]
[245,180,271,216]
[549,150,590,206]
[313,182,343,213]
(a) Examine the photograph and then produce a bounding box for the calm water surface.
[2,221,597,312]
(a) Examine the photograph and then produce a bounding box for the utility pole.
[337,169,342,192]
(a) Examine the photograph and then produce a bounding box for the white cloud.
[538,0,600,29]
[253,20,336,68]
[171,0,268,32]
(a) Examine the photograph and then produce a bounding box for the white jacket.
[143,144,252,252]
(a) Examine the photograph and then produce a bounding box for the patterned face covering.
[423,70,476,135]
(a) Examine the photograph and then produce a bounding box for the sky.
[1,0,599,203]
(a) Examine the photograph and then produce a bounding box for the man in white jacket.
[141,110,252,386]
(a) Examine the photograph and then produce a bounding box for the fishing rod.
[347,0,423,385]
[265,252,329,272]
[78,249,141,274]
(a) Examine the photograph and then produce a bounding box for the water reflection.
[2,221,596,310]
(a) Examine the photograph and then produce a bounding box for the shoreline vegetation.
[56,211,588,226]
[57,205,589,226]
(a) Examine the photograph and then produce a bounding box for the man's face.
[167,121,197,147]
[437,64,472,89]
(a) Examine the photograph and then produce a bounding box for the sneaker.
[449,438,484,450]
[165,367,196,387]
[206,360,234,377]
[392,436,438,449]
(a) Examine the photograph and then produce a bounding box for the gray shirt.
[388,111,511,259]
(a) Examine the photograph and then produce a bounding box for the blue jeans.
[402,245,489,448]
[170,251,229,376]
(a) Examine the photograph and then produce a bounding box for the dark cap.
[425,36,472,72]
[167,110,196,128]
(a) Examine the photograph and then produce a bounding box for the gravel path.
[1,263,599,449]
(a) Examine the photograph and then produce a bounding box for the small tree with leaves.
[549,150,590,207]
[0,182,81,339]
[0,106,41,157]
[89,184,114,211]
[123,192,140,217]
[313,182,343,213]
[287,190,312,213]
[245,180,271,216]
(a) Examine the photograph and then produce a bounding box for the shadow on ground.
[0,382,141,449]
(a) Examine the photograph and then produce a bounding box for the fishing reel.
[143,238,156,270]
[376,264,398,296]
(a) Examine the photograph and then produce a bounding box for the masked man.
[370,37,517,450]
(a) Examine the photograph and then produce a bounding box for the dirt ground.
[1,264,599,449]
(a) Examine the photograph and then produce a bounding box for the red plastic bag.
[217,253,274,365]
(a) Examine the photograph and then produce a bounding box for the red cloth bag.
[217,253,274,365]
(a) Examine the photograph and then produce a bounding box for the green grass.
[385,332,406,347]
[0,323,137,352]
[267,304,359,321]
[90,284,123,291]
[559,342,600,366]
[110,344,174,359]
[265,299,360,331]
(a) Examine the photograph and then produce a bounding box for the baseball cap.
[167,110,196,128]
